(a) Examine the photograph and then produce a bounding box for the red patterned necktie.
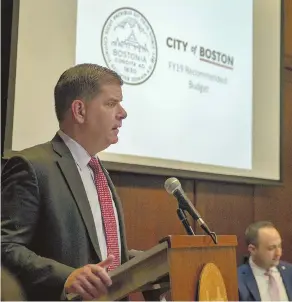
[88,157,120,271]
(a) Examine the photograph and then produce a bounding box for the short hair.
[245,221,275,246]
[54,63,123,122]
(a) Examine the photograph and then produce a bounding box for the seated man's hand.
[65,255,114,301]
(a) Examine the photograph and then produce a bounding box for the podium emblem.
[198,262,228,301]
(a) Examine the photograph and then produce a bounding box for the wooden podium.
[97,235,238,301]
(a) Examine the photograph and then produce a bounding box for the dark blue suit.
[238,261,292,301]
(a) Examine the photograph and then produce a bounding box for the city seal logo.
[101,7,157,85]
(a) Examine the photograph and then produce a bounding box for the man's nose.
[275,247,282,257]
[118,105,127,120]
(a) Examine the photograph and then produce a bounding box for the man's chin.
[101,138,118,151]
[110,137,119,144]
[269,259,280,268]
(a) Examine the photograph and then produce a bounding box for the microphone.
[164,177,217,243]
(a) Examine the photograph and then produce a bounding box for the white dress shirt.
[58,130,121,262]
[249,258,289,301]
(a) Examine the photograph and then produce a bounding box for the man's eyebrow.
[268,243,281,247]
[108,98,123,102]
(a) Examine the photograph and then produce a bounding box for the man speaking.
[1,64,130,301]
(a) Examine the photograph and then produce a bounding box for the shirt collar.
[58,130,94,170]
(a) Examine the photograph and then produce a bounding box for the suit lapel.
[52,135,102,260]
[243,264,261,301]
[278,263,292,300]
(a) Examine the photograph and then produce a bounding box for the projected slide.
[76,0,253,169]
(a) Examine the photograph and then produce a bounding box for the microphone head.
[164,177,181,194]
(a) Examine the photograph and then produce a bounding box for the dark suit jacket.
[1,134,129,301]
[238,261,292,301]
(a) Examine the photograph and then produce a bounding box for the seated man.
[238,221,292,301]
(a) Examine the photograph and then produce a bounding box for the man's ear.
[71,99,86,123]
[248,244,256,255]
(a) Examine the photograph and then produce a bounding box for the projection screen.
[5,0,284,184]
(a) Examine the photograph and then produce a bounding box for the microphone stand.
[176,196,218,244]
[177,208,195,235]
[177,205,218,244]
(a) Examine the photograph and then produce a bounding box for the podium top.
[96,234,238,301]
[163,235,237,248]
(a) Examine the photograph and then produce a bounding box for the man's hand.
[64,255,114,301]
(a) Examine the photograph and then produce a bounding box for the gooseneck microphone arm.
[176,208,195,235]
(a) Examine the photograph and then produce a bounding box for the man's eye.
[108,102,115,107]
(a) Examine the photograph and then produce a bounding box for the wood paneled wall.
[111,0,292,265]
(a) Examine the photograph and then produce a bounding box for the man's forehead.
[99,83,122,97]
[258,227,281,242]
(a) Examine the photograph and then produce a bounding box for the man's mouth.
[112,125,121,133]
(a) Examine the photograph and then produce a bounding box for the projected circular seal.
[101,7,157,85]
[198,263,228,301]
